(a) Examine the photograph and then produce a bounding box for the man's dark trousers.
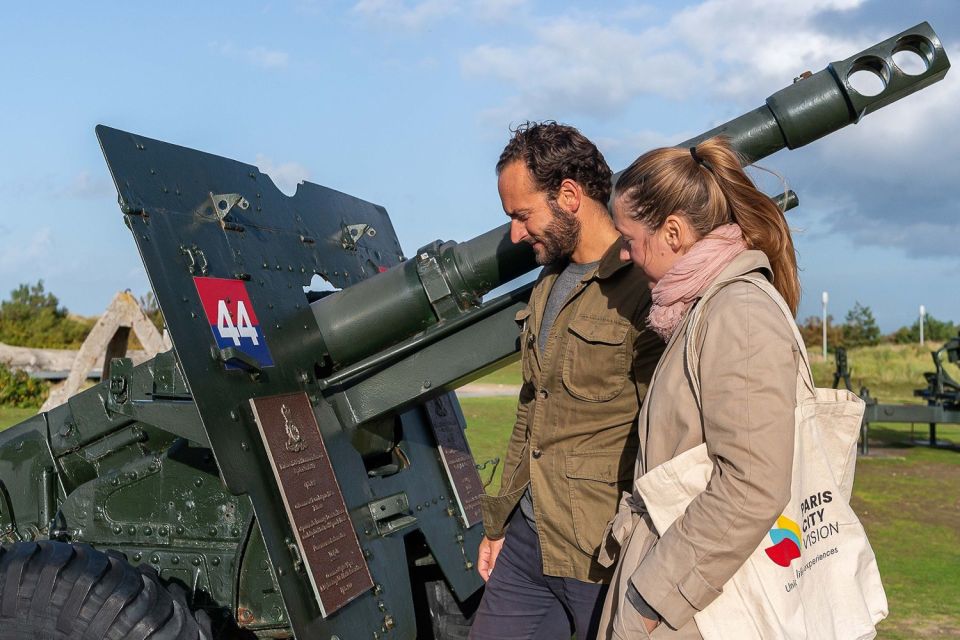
[469,511,608,639]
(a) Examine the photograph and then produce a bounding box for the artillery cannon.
[0,22,949,640]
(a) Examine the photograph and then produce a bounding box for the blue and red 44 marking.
[193,277,275,369]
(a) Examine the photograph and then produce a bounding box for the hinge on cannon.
[367,492,417,537]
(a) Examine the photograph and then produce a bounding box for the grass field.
[464,342,960,639]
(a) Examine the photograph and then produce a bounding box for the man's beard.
[531,200,581,265]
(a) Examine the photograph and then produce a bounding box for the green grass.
[462,344,960,639]
[809,341,957,404]
[461,396,517,492]
[0,406,36,431]
[474,360,522,386]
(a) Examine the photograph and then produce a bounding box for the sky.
[0,0,957,332]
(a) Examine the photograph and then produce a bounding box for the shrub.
[842,302,881,348]
[0,363,49,408]
[0,281,93,348]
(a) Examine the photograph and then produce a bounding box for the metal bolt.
[378,600,385,611]
[374,584,383,595]
[171,556,180,565]
[209,527,218,536]
[133,552,142,561]
[211,556,221,566]
[128,526,136,535]
[192,557,201,566]
[113,525,122,535]
[151,554,160,563]
[384,615,395,630]
[194,478,203,487]
[176,525,185,535]
[229,410,239,421]
[144,526,153,535]
[159,526,168,536]
[241,442,250,451]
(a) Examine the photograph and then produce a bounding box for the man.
[471,122,663,639]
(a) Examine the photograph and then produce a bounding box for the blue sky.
[1,1,957,331]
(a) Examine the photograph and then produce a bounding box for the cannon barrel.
[312,21,948,370]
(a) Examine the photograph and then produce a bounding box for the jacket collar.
[702,249,773,295]
[544,237,631,282]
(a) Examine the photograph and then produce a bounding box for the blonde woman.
[600,136,801,638]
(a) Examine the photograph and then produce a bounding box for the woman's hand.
[641,615,660,633]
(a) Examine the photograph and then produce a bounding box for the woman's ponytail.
[694,138,800,314]
[615,136,800,314]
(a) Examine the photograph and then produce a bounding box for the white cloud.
[468,0,528,23]
[58,171,114,199]
[254,154,311,196]
[352,0,458,29]
[212,42,290,70]
[462,0,869,115]
[463,19,701,116]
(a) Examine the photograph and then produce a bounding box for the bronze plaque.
[250,392,373,617]
[425,395,484,527]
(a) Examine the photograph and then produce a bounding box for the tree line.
[798,301,957,350]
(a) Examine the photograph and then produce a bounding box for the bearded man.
[470,122,663,639]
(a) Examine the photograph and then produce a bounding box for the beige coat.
[480,240,664,582]
[599,251,800,638]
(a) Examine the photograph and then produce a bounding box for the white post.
[920,304,926,347]
[822,291,829,360]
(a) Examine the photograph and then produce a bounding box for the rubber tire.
[424,578,479,640]
[0,540,212,640]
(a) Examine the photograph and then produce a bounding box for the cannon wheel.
[0,540,212,640]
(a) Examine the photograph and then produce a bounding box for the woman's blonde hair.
[614,136,800,314]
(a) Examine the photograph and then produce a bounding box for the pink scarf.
[647,224,748,341]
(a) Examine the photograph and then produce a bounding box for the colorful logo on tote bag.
[764,515,802,567]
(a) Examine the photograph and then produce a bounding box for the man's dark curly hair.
[496,121,612,204]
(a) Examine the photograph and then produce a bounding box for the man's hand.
[477,535,505,582]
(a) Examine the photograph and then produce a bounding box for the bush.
[798,314,844,351]
[890,312,957,344]
[0,281,93,348]
[0,363,48,408]
[842,302,881,348]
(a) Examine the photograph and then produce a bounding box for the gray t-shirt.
[519,260,598,531]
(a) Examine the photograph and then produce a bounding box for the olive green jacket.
[479,239,663,583]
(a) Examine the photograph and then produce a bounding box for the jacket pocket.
[565,450,635,556]
[562,317,630,402]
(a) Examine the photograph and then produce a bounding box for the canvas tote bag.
[634,274,887,640]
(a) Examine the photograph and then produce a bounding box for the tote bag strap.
[684,273,816,410]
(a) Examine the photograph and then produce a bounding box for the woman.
[599,136,801,638]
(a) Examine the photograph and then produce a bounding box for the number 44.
[217,299,260,346]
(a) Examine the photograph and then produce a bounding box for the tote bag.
[635,275,887,640]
